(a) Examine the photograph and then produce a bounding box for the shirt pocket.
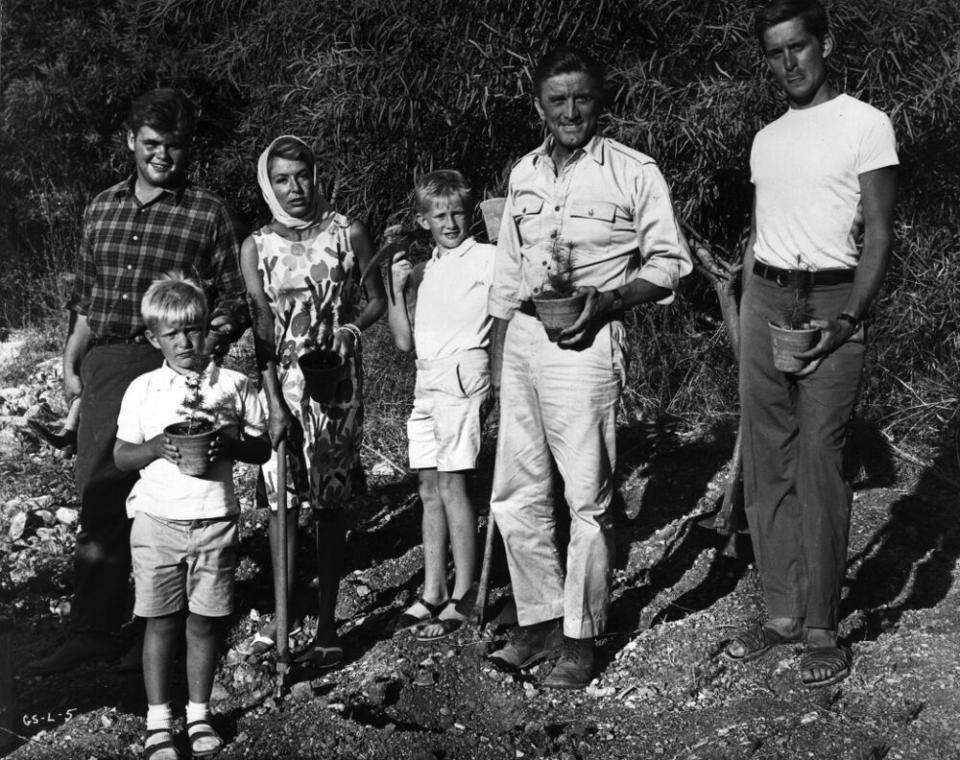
[512,195,545,247]
[568,200,618,251]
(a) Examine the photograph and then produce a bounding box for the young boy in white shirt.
[386,170,496,640]
[114,273,270,760]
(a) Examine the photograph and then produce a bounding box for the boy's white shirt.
[413,236,496,361]
[116,361,267,520]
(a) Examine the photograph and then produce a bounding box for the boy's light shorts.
[408,349,491,472]
[131,511,238,618]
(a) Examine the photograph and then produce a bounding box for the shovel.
[273,439,290,700]
[683,223,748,551]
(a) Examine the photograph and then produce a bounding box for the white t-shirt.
[116,361,267,520]
[413,237,496,361]
[751,93,899,270]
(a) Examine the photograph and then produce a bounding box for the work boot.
[542,636,594,689]
[488,618,562,671]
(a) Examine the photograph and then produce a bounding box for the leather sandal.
[186,719,223,758]
[415,598,472,642]
[725,624,802,662]
[392,596,446,633]
[143,727,180,760]
[800,645,851,688]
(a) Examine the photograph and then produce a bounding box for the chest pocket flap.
[568,200,617,223]
[513,195,544,218]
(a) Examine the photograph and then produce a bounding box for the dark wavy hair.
[126,88,197,138]
[532,47,606,98]
[754,0,830,46]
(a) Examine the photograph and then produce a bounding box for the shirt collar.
[114,175,187,205]
[533,134,606,167]
[431,236,478,261]
[159,358,216,383]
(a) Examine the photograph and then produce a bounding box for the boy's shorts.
[131,511,238,618]
[408,349,490,472]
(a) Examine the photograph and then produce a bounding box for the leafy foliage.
[2,0,959,443]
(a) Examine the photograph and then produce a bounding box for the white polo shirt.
[116,361,267,520]
[413,237,496,361]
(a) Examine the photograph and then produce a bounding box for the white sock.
[146,702,173,731]
[186,701,209,726]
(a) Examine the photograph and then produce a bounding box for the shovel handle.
[274,440,290,666]
[475,510,497,629]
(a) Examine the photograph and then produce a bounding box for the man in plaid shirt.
[29,89,249,674]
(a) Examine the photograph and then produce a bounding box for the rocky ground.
[1,336,958,760]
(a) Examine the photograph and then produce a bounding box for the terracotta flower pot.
[532,290,588,342]
[298,349,346,404]
[164,421,217,476]
[768,322,820,373]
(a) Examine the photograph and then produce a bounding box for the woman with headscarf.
[239,135,387,667]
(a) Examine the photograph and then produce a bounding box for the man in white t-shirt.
[725,0,897,689]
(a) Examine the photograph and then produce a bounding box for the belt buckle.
[775,270,790,288]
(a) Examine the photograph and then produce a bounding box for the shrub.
[2,0,958,446]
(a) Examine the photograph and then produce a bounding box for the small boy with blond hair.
[387,170,496,640]
[114,272,270,760]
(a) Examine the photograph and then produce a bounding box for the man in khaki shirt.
[487,47,692,689]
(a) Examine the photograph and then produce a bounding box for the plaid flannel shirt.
[71,176,249,340]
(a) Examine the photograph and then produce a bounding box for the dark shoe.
[27,419,77,451]
[725,624,802,662]
[800,645,851,688]
[488,619,562,671]
[542,636,595,690]
[26,632,116,675]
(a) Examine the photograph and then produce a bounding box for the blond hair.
[412,169,472,214]
[141,271,209,332]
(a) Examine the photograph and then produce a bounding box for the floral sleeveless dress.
[253,213,363,510]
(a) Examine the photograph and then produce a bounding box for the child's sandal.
[186,719,224,758]
[144,727,180,760]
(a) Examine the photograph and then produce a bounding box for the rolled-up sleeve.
[488,187,523,320]
[633,166,693,305]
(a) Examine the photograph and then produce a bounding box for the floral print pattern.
[254,214,363,510]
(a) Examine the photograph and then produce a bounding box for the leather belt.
[90,334,149,346]
[753,262,855,287]
[518,300,538,318]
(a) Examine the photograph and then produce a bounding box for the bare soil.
[1,347,958,760]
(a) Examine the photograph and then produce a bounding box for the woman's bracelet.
[336,323,363,344]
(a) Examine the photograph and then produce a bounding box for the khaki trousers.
[490,313,621,639]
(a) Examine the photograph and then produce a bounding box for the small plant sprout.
[545,240,576,297]
[181,372,216,434]
[304,277,338,350]
[779,254,813,330]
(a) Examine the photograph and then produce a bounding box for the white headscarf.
[257,135,325,230]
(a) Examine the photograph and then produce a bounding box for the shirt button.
[121,294,128,301]
[550,230,558,239]
[132,235,139,241]
[554,206,560,212]
[588,209,595,216]
[126,264,132,270]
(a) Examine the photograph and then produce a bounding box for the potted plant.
[298,275,346,404]
[532,242,587,341]
[767,258,820,373]
[163,372,219,476]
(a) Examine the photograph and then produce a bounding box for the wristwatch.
[836,312,860,330]
[608,288,624,312]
